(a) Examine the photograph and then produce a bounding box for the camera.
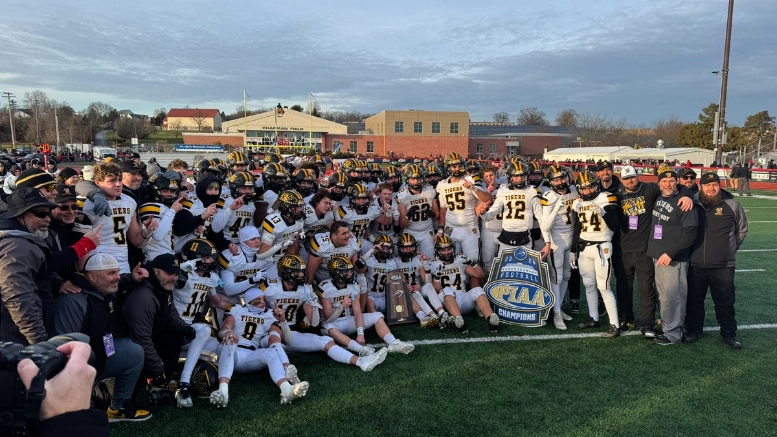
[0,333,92,436]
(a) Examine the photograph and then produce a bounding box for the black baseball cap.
[700,172,721,185]
[121,159,143,174]
[148,253,181,274]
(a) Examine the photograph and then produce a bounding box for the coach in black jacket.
[115,253,196,385]
[685,172,748,349]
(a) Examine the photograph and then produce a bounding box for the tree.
[555,109,578,127]
[493,112,510,124]
[169,120,183,140]
[190,109,207,133]
[290,104,304,112]
[575,111,629,147]
[651,115,685,148]
[517,107,548,126]
[151,108,167,126]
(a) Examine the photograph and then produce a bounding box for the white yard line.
[383,323,777,347]
[739,249,777,252]
[747,221,777,223]
[736,269,765,272]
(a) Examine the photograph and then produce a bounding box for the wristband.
[357,327,365,335]
[437,229,443,235]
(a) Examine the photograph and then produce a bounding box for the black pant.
[150,328,185,379]
[612,241,629,322]
[620,251,657,327]
[686,266,737,338]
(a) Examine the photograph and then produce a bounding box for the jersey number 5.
[112,216,127,245]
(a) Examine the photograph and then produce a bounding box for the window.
[489,143,496,155]
[507,146,520,156]
[349,141,358,153]
[395,121,404,133]
[432,122,440,133]
[414,122,423,133]
[476,143,483,154]
[450,122,459,134]
[367,141,374,153]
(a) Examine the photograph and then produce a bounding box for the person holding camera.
[0,188,59,345]
[53,253,152,422]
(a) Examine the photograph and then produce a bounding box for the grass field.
[112,193,777,437]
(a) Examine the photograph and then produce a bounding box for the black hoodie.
[173,172,231,251]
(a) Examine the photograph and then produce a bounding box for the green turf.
[111,195,777,437]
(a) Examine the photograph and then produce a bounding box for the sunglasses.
[682,175,696,180]
[28,209,51,218]
[58,204,79,212]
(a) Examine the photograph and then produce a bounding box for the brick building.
[163,108,223,132]
[468,124,576,159]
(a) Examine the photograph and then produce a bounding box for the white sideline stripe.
[740,249,777,252]
[383,323,777,347]
[736,269,765,272]
[748,221,777,223]
[742,206,777,208]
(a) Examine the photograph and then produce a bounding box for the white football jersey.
[336,203,381,240]
[371,198,399,240]
[227,304,277,348]
[260,212,303,261]
[173,271,221,323]
[435,176,483,227]
[83,193,136,273]
[396,185,436,233]
[483,185,542,232]
[138,202,176,260]
[394,256,424,284]
[307,232,361,283]
[574,191,618,243]
[261,279,318,326]
[365,256,397,293]
[220,197,256,244]
[316,279,362,317]
[217,248,273,299]
[302,203,334,239]
[540,186,578,238]
[429,255,470,291]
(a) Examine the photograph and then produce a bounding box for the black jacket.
[690,189,748,268]
[646,190,699,262]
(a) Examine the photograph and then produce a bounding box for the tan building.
[221,109,348,150]
[163,109,222,132]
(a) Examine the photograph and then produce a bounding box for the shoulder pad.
[217,253,230,269]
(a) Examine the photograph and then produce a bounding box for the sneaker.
[560,311,573,321]
[359,345,376,357]
[280,381,309,405]
[209,389,229,408]
[553,313,567,330]
[107,406,152,422]
[619,321,635,333]
[439,311,453,329]
[569,301,580,314]
[578,318,600,329]
[722,336,742,350]
[454,315,468,334]
[653,334,678,346]
[682,332,702,343]
[175,383,193,408]
[601,325,620,338]
[285,364,301,384]
[640,327,660,338]
[746,194,752,197]
[388,340,415,354]
[420,314,439,328]
[356,347,388,371]
[487,313,500,332]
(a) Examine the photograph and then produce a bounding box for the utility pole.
[55,106,61,154]
[2,92,16,149]
[714,0,735,165]
[33,96,41,146]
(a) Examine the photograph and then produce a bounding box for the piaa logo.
[485,247,554,327]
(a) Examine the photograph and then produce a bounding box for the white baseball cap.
[84,253,120,271]
[620,165,638,179]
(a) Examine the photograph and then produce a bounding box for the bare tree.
[517,107,549,126]
[555,109,578,127]
[169,120,183,140]
[190,109,207,133]
[493,112,510,124]
[575,111,629,147]
[652,115,685,148]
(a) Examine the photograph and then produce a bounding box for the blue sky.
[1,0,775,126]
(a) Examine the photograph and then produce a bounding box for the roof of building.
[167,108,220,118]
[468,124,575,136]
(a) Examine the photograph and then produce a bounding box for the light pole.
[713,0,734,165]
[2,92,16,149]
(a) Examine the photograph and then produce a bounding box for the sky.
[1,0,775,126]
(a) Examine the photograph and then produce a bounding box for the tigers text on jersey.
[261,279,317,326]
[261,212,303,259]
[174,271,221,323]
[302,203,334,239]
[83,193,137,272]
[307,232,361,282]
[574,192,618,243]
[221,197,256,243]
[484,185,542,232]
[429,256,470,292]
[138,202,176,260]
[226,304,277,348]
[396,185,436,233]
[336,203,381,240]
[316,279,362,316]
[540,186,578,238]
[435,176,483,227]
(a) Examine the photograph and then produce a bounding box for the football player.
[302,189,335,242]
[173,239,223,408]
[214,172,257,244]
[571,171,620,338]
[337,183,390,254]
[435,152,492,262]
[291,168,318,199]
[326,171,349,207]
[262,255,388,371]
[397,164,439,259]
[255,162,288,220]
[539,165,578,329]
[370,182,400,244]
[226,151,249,175]
[139,172,184,260]
[367,162,383,191]
[82,162,158,273]
[422,235,499,333]
[306,221,363,284]
[394,233,447,328]
[383,166,402,193]
[258,190,306,279]
[478,164,502,273]
[317,257,415,355]
[527,161,548,251]
[425,162,444,190]
[209,288,310,408]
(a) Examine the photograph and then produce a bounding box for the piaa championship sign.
[485,247,554,327]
